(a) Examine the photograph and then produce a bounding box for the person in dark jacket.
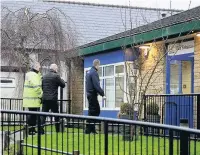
[85,59,106,134]
[41,64,65,133]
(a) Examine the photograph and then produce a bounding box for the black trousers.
[27,108,39,132]
[41,100,60,132]
[86,94,100,133]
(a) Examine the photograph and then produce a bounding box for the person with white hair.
[40,63,65,134]
[23,61,43,135]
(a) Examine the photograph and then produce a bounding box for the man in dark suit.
[41,64,65,133]
[85,59,106,134]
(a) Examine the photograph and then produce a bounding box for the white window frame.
[0,77,15,88]
[83,62,126,110]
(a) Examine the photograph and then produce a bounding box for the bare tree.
[1,6,79,98]
[118,6,197,125]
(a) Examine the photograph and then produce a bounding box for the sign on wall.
[167,40,194,56]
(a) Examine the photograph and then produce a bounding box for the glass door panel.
[182,61,192,94]
[170,61,179,94]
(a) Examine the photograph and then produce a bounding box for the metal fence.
[0,98,71,124]
[144,94,200,130]
[1,110,200,155]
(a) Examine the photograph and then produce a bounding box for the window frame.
[0,77,15,88]
[83,62,126,110]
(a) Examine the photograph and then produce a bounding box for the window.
[98,67,103,77]
[0,78,15,88]
[115,76,124,107]
[1,80,12,83]
[84,63,125,109]
[105,65,114,76]
[115,65,124,74]
[105,78,115,108]
[98,79,103,107]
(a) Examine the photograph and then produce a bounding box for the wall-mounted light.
[196,32,200,37]
[139,45,150,49]
[139,45,150,57]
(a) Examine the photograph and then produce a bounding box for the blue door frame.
[166,53,194,94]
[165,53,194,128]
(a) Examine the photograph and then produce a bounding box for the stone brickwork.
[194,36,200,93]
[141,41,166,95]
[71,58,84,114]
[193,36,200,128]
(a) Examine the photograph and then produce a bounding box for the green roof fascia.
[79,19,200,56]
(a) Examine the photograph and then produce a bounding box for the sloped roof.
[79,6,200,55]
[1,1,181,46]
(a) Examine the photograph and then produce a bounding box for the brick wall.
[140,41,166,95]
[194,36,200,93]
[194,36,200,128]
[70,58,84,114]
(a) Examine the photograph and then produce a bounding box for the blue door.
[166,53,194,128]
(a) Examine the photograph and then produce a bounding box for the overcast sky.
[49,0,200,10]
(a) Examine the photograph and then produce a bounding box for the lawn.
[3,127,200,155]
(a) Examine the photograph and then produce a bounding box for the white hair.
[50,64,58,71]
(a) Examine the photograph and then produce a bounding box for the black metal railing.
[144,93,200,130]
[0,98,71,125]
[0,98,71,113]
[1,110,200,155]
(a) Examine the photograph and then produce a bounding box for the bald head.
[50,64,58,72]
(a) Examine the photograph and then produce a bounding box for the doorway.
[165,46,194,128]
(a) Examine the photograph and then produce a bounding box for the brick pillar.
[194,36,200,129]
[71,58,84,114]
[194,36,200,93]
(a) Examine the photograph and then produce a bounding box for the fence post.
[73,150,80,155]
[68,100,71,114]
[180,131,189,155]
[104,121,108,155]
[143,94,146,121]
[169,129,173,155]
[60,87,63,113]
[101,121,105,134]
[17,140,24,155]
[37,115,41,155]
[23,125,29,139]
[4,131,10,151]
[59,87,65,132]
[197,94,200,130]
[59,118,65,133]
[9,99,11,110]
[143,95,147,134]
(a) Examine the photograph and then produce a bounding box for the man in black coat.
[85,59,106,134]
[41,64,65,133]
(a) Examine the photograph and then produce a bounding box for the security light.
[196,32,200,37]
[139,45,150,49]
